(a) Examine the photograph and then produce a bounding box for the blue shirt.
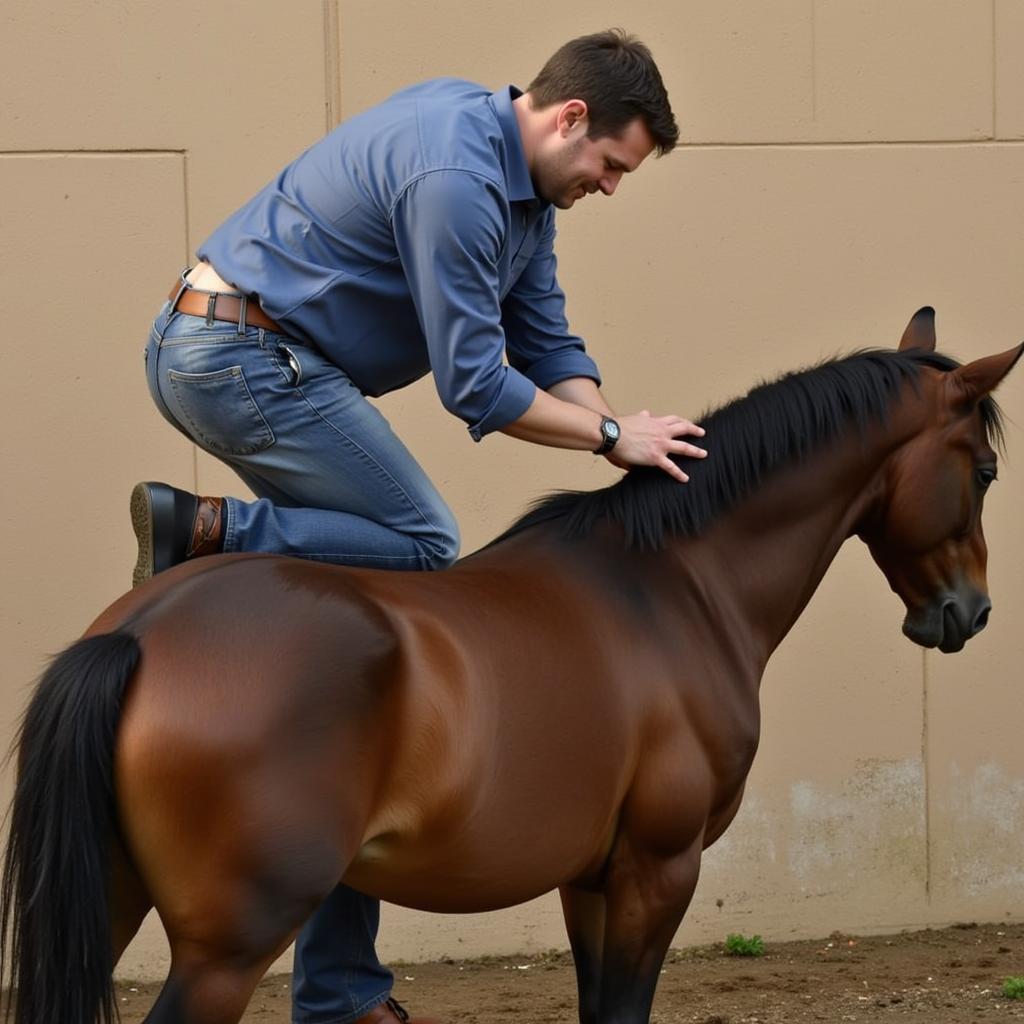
[198,79,601,440]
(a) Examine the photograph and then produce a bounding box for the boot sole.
[130,483,157,588]
[130,482,184,588]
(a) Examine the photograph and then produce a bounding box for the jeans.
[145,301,460,571]
[145,300,461,1022]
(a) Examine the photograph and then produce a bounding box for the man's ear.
[557,99,589,137]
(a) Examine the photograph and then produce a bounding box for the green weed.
[1002,977,1024,1001]
[724,933,765,957]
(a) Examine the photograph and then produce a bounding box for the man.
[133,28,706,1024]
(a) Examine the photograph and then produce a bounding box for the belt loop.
[169,275,189,315]
[205,293,217,327]
[238,295,248,335]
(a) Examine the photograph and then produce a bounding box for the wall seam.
[5,140,1024,158]
[922,647,932,903]
[678,139,1024,151]
[992,0,999,139]
[323,0,341,131]
[182,149,192,270]
[0,149,186,157]
[181,148,201,496]
[810,0,818,124]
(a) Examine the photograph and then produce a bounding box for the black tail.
[1,632,141,1024]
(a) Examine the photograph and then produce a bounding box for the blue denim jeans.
[145,301,460,571]
[145,300,461,1022]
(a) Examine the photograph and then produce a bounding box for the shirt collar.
[491,85,540,204]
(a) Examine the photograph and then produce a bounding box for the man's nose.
[600,171,623,196]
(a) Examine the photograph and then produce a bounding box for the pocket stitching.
[168,366,275,456]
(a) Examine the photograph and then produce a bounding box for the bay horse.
[1,310,1020,1024]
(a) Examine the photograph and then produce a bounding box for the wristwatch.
[593,415,621,456]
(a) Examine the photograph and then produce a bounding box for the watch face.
[606,420,620,440]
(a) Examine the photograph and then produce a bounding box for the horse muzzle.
[902,589,992,653]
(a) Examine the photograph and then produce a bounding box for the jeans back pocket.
[168,366,275,456]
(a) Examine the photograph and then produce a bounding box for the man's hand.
[607,410,706,483]
[501,386,706,483]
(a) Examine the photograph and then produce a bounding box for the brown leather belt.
[168,279,284,334]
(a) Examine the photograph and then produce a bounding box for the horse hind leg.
[110,831,154,967]
[108,821,277,1023]
[140,853,340,1023]
[140,912,306,1024]
[109,849,276,1024]
[141,949,285,1024]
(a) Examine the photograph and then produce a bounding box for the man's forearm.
[501,387,605,450]
[546,377,615,417]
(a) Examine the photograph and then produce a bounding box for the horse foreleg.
[594,840,702,1024]
[560,884,607,1024]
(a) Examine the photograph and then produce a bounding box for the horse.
[1,309,1019,1024]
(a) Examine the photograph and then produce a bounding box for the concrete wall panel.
[996,0,1024,139]
[337,0,817,144]
[335,0,679,119]
[1,1,325,151]
[670,0,816,143]
[813,0,993,141]
[1,0,327,251]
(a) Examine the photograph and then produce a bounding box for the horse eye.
[976,467,997,490]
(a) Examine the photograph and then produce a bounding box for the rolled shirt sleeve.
[501,211,601,391]
[391,169,537,440]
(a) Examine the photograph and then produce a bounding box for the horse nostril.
[973,601,992,634]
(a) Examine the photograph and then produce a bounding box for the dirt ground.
[114,921,1024,1023]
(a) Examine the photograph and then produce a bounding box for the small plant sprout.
[725,933,765,957]
[1003,977,1024,1001]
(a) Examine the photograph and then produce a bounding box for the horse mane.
[493,349,1006,552]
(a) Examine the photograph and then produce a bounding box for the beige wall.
[2,0,1022,983]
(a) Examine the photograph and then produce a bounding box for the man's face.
[533,112,656,210]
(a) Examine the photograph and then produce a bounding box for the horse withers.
[1,309,1020,1024]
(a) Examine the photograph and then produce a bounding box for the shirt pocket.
[168,366,275,456]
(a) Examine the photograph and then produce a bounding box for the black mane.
[494,349,1005,551]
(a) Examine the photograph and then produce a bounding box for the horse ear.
[899,307,936,352]
[949,342,1024,405]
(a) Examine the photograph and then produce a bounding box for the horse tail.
[1,631,141,1024]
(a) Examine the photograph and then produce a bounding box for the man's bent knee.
[419,519,460,571]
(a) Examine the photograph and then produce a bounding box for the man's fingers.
[669,420,705,438]
[669,439,708,458]
[661,457,689,483]
[653,416,705,437]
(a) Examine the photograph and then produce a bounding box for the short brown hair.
[528,29,679,156]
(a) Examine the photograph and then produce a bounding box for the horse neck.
[671,387,932,672]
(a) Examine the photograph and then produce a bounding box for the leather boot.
[130,481,224,588]
[352,997,440,1024]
